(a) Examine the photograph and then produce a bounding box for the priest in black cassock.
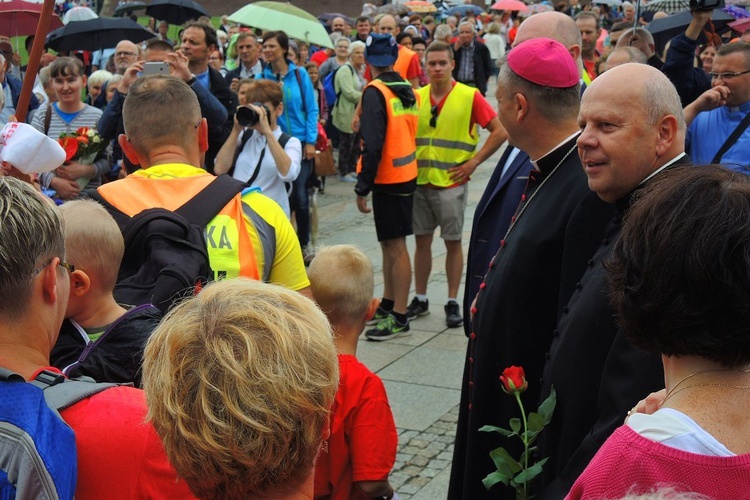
[537,63,692,498]
[448,38,614,500]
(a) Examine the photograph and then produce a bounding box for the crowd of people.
[0,1,749,499]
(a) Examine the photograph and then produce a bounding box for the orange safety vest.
[96,172,260,281]
[394,45,417,81]
[357,79,420,184]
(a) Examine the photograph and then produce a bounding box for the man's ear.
[69,269,90,297]
[118,134,142,166]
[568,44,581,62]
[514,93,528,124]
[655,114,679,157]
[41,258,61,305]
[198,117,209,153]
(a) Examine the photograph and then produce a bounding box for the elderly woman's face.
[350,47,365,66]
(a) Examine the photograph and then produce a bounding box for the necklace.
[660,368,750,407]
[501,143,578,241]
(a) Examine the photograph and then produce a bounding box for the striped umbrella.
[642,0,690,14]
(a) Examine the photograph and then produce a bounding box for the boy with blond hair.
[50,200,161,385]
[308,245,399,500]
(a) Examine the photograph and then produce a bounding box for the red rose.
[58,137,78,162]
[500,365,528,394]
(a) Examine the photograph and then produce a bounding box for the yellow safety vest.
[415,83,479,187]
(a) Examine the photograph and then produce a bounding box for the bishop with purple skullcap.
[507,37,579,88]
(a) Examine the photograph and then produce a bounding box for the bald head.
[114,40,139,74]
[605,47,647,71]
[378,15,399,36]
[332,17,346,34]
[514,12,582,58]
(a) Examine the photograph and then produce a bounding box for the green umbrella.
[228,1,333,48]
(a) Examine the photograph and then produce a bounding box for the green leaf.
[489,447,522,475]
[523,429,540,446]
[509,417,521,434]
[482,471,509,490]
[513,457,549,484]
[528,412,544,433]
[479,425,515,437]
[538,386,557,425]
[519,446,538,465]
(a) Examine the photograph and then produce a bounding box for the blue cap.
[365,33,398,67]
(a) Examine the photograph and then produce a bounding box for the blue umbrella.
[445,4,485,16]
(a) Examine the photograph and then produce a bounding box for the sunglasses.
[430,104,439,127]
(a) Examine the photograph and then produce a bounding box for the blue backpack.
[322,64,354,109]
[0,368,116,500]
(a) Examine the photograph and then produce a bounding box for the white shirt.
[233,126,301,218]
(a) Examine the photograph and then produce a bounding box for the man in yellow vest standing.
[356,34,420,341]
[408,41,505,328]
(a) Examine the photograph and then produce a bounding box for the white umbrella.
[62,5,97,24]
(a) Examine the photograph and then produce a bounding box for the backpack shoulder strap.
[278,132,292,149]
[0,367,25,382]
[294,67,307,113]
[711,111,750,164]
[44,103,52,135]
[175,175,247,228]
[42,378,121,413]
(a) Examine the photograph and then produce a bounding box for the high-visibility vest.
[357,79,420,184]
[96,169,261,281]
[415,83,479,187]
[394,45,417,81]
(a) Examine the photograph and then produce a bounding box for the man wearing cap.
[463,11,583,340]
[407,41,504,329]
[355,34,420,342]
[449,38,612,500]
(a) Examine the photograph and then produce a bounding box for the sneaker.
[339,174,357,183]
[365,314,411,341]
[406,297,430,319]
[302,245,315,267]
[445,301,463,328]
[366,305,392,325]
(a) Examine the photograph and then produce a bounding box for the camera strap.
[229,130,293,186]
[711,111,750,164]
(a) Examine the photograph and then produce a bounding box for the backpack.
[89,175,247,314]
[323,64,354,110]
[0,368,117,500]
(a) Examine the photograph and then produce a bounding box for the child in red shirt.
[309,245,399,500]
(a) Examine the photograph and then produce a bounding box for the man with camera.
[98,38,231,175]
[214,79,301,218]
[93,75,311,297]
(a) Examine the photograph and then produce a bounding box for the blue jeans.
[290,158,312,247]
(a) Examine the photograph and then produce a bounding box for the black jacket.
[449,134,615,500]
[452,40,493,96]
[50,304,162,387]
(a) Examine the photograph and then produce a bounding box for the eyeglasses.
[709,69,750,81]
[430,104,439,127]
[31,258,75,277]
[115,51,137,58]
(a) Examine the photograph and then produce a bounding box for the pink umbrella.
[491,0,529,11]
[729,16,750,32]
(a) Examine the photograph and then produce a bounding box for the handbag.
[314,140,336,177]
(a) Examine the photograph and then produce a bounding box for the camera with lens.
[689,0,724,12]
[236,102,271,127]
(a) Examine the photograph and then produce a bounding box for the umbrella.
[528,3,554,13]
[62,5,97,24]
[723,4,750,18]
[46,17,155,51]
[114,1,148,17]
[490,0,529,11]
[405,1,437,13]
[0,0,63,37]
[642,0,689,13]
[146,0,208,25]
[729,16,750,31]
[445,4,485,16]
[593,0,623,7]
[228,1,334,48]
[375,3,410,16]
[646,9,735,49]
[317,12,355,26]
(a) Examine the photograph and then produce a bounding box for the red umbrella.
[730,17,750,32]
[491,0,529,11]
[0,0,63,37]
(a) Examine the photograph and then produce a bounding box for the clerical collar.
[615,152,689,213]
[640,152,687,186]
[531,131,581,173]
